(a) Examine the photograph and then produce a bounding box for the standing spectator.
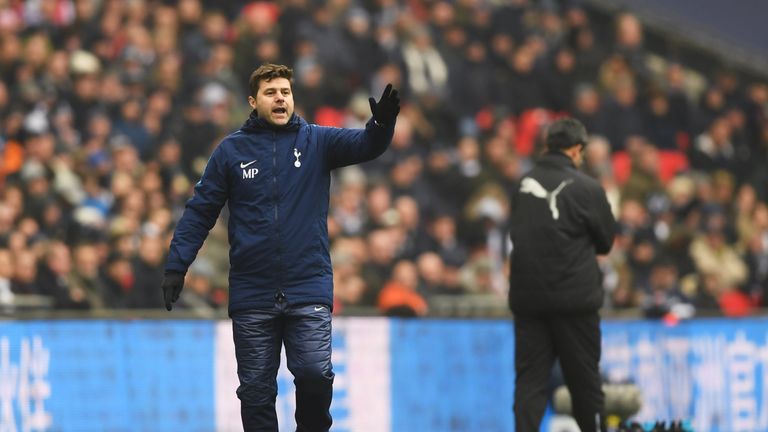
[341,7,386,88]
[102,251,134,309]
[175,259,220,318]
[499,45,545,115]
[65,64,102,133]
[744,222,768,306]
[507,118,615,432]
[292,55,330,122]
[582,135,613,180]
[640,255,691,318]
[330,169,367,236]
[543,46,578,113]
[643,90,679,150]
[690,271,725,314]
[0,248,14,313]
[378,259,428,317]
[331,241,367,312]
[664,62,692,139]
[128,232,166,309]
[36,240,82,309]
[10,249,39,296]
[399,25,449,99]
[424,209,468,271]
[417,251,454,296]
[450,38,496,118]
[612,13,649,85]
[689,212,748,291]
[693,87,727,135]
[393,195,428,260]
[599,77,644,152]
[365,182,396,231]
[571,84,604,135]
[621,140,664,204]
[175,100,221,180]
[569,25,605,85]
[113,97,153,160]
[690,116,739,174]
[69,242,110,310]
[361,228,399,305]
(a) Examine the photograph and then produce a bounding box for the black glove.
[161,272,185,311]
[368,83,400,127]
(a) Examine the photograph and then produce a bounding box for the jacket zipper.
[272,132,284,301]
[273,133,278,223]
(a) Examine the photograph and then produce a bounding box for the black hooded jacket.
[507,152,616,313]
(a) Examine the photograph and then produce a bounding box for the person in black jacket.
[508,118,616,432]
[161,63,400,431]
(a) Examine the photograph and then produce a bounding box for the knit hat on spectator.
[20,160,49,182]
[69,50,101,75]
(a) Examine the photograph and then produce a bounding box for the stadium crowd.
[0,0,766,319]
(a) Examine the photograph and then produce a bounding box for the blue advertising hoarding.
[602,319,768,432]
[0,320,215,432]
[2,317,768,431]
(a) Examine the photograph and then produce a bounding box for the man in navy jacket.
[161,63,399,431]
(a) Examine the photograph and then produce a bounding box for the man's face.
[248,77,294,126]
[568,143,585,168]
[575,143,586,167]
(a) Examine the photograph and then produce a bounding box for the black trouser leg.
[232,308,284,432]
[552,312,605,432]
[514,314,556,432]
[284,304,334,432]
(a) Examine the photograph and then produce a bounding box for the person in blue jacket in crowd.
[161,63,400,431]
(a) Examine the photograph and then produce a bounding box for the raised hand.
[368,83,400,127]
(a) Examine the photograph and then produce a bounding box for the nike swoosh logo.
[240,160,257,168]
[314,306,325,312]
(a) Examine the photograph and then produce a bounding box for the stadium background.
[0,0,767,430]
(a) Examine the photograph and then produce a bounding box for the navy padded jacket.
[165,111,394,314]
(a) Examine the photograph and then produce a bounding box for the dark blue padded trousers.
[232,301,334,432]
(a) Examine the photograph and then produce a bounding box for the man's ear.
[248,96,257,109]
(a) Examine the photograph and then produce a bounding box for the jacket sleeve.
[320,118,395,169]
[585,182,616,255]
[165,144,229,274]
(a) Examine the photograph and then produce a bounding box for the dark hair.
[545,117,588,151]
[248,63,293,97]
